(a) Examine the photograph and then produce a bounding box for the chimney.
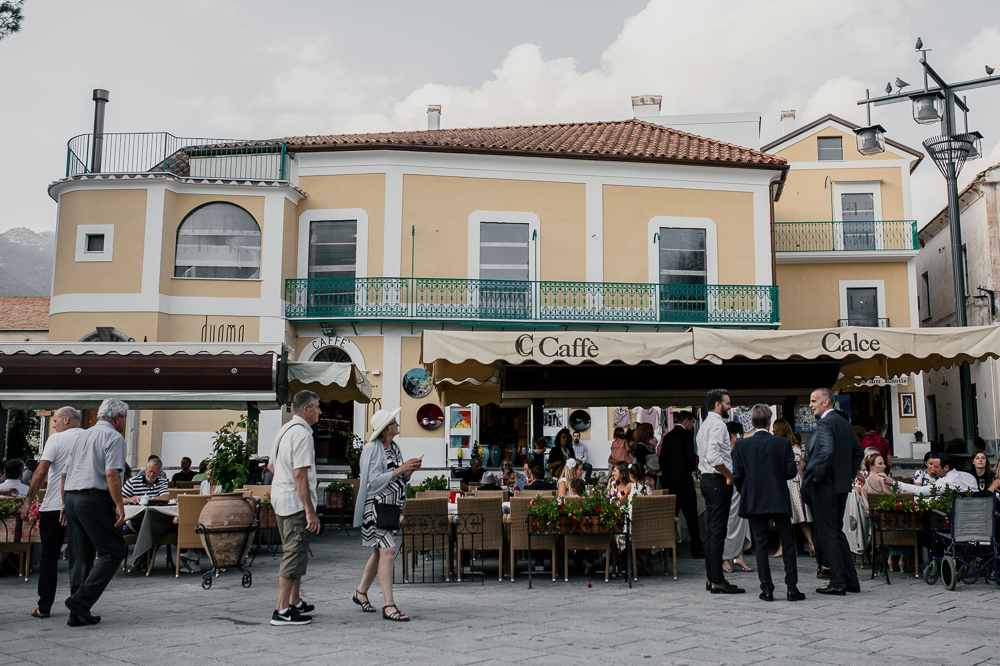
[427,105,441,131]
[780,109,796,135]
[91,89,110,173]
[631,95,662,117]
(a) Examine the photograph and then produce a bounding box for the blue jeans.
[700,474,733,585]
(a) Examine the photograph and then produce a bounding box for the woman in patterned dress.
[352,408,422,622]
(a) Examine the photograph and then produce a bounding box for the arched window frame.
[173,202,262,280]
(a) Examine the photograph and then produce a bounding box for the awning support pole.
[531,399,543,447]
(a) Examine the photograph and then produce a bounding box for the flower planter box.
[874,511,931,531]
[259,505,278,529]
[1,516,21,543]
[529,519,556,534]
[557,516,579,534]
[20,518,41,543]
[325,491,348,509]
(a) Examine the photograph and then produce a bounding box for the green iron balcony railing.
[284,278,779,327]
[775,221,918,252]
[66,132,289,181]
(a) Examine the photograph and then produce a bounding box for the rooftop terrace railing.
[284,277,780,327]
[66,132,289,181]
[775,221,918,252]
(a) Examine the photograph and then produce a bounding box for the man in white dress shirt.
[696,388,744,594]
[873,451,976,495]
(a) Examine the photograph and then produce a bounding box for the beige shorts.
[276,511,312,579]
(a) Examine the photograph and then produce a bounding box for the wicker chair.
[168,487,199,500]
[631,495,678,580]
[174,494,212,577]
[400,497,450,582]
[471,489,509,502]
[175,480,196,489]
[415,490,453,500]
[508,497,558,581]
[650,489,669,496]
[867,492,920,574]
[456,496,504,581]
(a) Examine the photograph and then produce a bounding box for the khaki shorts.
[276,511,312,579]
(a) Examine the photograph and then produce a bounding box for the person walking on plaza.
[62,399,129,626]
[267,390,322,626]
[20,406,83,619]
[658,411,702,558]
[732,405,804,602]
[696,388,744,594]
[803,389,863,596]
[354,408,422,622]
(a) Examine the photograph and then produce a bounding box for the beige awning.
[692,325,1000,380]
[287,361,372,404]
[421,330,697,405]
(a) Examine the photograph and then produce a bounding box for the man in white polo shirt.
[267,390,321,626]
[21,406,84,619]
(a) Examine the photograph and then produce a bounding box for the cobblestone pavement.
[1,530,998,666]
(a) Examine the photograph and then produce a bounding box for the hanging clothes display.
[612,407,631,428]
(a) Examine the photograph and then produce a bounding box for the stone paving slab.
[2,530,999,665]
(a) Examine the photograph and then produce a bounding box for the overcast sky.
[2,0,999,235]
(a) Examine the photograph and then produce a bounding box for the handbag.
[374,501,402,530]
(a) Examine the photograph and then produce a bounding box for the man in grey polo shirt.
[62,398,129,626]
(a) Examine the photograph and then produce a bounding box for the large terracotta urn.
[197,493,256,567]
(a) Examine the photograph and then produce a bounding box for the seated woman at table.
[914,451,935,486]
[607,461,631,499]
[513,461,532,492]
[546,428,575,478]
[556,459,584,497]
[199,465,223,495]
[971,451,995,492]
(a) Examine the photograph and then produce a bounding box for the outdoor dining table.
[125,503,179,569]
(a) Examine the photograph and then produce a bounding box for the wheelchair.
[923,493,1000,590]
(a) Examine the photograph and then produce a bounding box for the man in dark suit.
[658,411,703,557]
[803,388,864,596]
[732,404,804,602]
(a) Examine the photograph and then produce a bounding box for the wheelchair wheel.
[941,556,958,591]
[923,561,939,585]
[959,564,979,585]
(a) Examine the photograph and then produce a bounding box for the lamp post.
[855,40,1000,452]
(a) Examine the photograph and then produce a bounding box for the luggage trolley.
[923,493,1000,590]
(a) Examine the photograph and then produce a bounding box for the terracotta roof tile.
[283,119,786,168]
[0,297,50,330]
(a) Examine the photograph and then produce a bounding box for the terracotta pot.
[1,516,19,543]
[198,493,256,567]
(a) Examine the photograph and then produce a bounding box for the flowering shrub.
[406,474,449,499]
[0,498,22,518]
[526,488,630,529]
[873,483,970,513]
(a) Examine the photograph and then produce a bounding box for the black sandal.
[382,604,409,621]
[352,590,376,613]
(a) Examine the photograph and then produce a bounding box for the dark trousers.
[65,490,127,612]
[700,474,732,585]
[666,480,702,553]
[749,514,798,594]
[37,510,66,614]
[812,481,859,590]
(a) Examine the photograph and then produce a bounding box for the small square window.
[86,234,105,253]
[818,137,843,161]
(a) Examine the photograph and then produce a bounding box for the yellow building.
[763,113,927,457]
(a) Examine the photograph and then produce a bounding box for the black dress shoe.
[708,582,745,594]
[787,589,806,601]
[846,585,861,594]
[67,612,86,627]
[815,585,846,596]
[759,592,774,602]
[65,598,100,625]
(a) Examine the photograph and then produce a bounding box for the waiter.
[62,398,129,626]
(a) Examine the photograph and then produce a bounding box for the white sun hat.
[369,407,402,441]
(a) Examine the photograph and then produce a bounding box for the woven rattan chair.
[867,492,920,574]
[471,489,509,502]
[415,490,453,500]
[174,494,211,577]
[456,496,504,581]
[168,487,199,500]
[650,489,669,496]
[508,497,558,581]
[400,497,450,582]
[175,480,196,489]
[631,494,678,580]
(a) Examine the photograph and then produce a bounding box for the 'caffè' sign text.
[822,331,881,353]
[515,334,599,359]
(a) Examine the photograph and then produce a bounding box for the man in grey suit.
[803,388,864,596]
[732,404,804,602]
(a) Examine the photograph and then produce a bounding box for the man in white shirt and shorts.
[268,390,322,626]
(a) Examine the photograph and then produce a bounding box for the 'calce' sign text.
[821,331,881,353]
[515,334,599,359]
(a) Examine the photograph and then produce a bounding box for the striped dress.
[361,442,405,548]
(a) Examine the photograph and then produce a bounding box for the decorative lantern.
[853,124,887,156]
[910,91,945,125]
[966,130,984,160]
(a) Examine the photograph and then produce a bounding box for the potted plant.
[914,429,924,442]
[872,483,966,530]
[0,498,21,543]
[325,480,353,508]
[406,474,449,499]
[207,416,257,493]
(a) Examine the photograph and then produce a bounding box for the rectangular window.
[921,271,931,319]
[846,287,879,326]
[85,234,105,253]
[818,136,843,161]
[479,222,529,281]
[308,220,357,280]
[658,228,706,285]
[841,193,876,250]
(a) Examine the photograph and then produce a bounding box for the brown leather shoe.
[816,568,831,579]
[31,608,49,619]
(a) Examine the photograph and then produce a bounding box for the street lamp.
[854,124,886,156]
[856,39,1000,452]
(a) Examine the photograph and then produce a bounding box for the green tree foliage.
[0,1,24,43]
[4,409,39,462]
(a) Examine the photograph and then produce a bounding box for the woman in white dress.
[722,422,752,573]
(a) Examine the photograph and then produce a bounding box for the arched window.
[174,203,261,279]
[313,346,352,363]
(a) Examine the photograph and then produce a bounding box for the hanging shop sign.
[852,376,908,387]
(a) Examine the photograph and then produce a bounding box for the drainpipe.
[769,181,779,288]
[91,89,110,173]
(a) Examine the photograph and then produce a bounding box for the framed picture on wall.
[899,392,915,417]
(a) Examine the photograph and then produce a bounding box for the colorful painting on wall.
[451,409,472,430]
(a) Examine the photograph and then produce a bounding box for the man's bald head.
[53,406,82,432]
